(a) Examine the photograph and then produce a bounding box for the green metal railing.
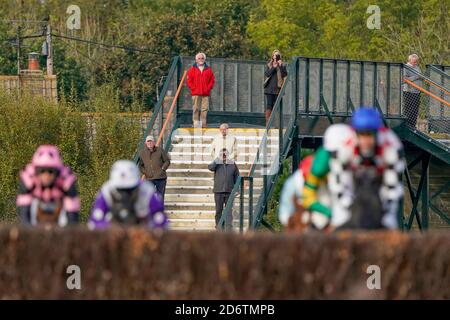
[403,64,449,134]
[218,58,299,231]
[179,56,268,114]
[133,56,183,163]
[296,57,404,118]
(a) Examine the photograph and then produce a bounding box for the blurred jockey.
[278,155,330,231]
[16,145,80,226]
[302,107,405,229]
[88,160,168,230]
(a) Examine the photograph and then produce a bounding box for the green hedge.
[0,89,142,222]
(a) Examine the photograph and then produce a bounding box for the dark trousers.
[403,92,421,128]
[265,93,278,111]
[150,178,167,200]
[214,192,232,230]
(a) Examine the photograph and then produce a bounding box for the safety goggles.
[36,168,59,175]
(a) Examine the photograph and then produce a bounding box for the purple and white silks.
[88,180,168,229]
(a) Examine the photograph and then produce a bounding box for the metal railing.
[218,58,299,231]
[178,56,268,114]
[403,64,449,135]
[133,56,183,163]
[297,57,406,117]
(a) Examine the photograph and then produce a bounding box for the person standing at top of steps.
[187,52,215,128]
[208,148,240,231]
[264,49,288,125]
[402,53,423,128]
[139,135,171,201]
[210,123,237,161]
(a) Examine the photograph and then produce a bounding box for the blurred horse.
[286,195,310,233]
[286,195,333,234]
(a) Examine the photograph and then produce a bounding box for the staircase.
[165,127,277,231]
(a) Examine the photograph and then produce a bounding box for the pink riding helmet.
[31,145,64,170]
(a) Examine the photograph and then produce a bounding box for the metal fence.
[403,64,449,135]
[219,58,298,231]
[179,56,268,114]
[296,57,404,117]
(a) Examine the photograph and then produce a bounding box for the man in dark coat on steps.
[208,148,240,230]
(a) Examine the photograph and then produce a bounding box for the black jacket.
[208,159,240,193]
[264,62,288,95]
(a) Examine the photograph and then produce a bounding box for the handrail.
[428,65,450,80]
[250,60,297,229]
[156,70,187,147]
[425,79,450,96]
[297,55,403,66]
[404,79,450,108]
[404,64,450,94]
[133,56,180,163]
[246,78,288,177]
[218,176,242,230]
[218,58,297,230]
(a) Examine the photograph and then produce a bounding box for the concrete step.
[168,218,216,228]
[172,129,277,137]
[172,135,279,144]
[166,186,213,194]
[166,176,264,187]
[170,159,254,166]
[166,177,214,186]
[167,168,251,177]
[169,226,217,232]
[171,143,279,150]
[165,204,254,213]
[165,185,263,194]
[168,217,250,229]
[165,193,253,203]
[168,160,253,172]
[165,202,216,211]
[167,210,216,219]
[164,192,253,203]
[169,151,258,158]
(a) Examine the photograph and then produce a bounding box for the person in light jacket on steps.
[210,123,237,161]
[208,148,240,230]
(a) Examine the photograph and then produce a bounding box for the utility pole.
[46,23,53,76]
[16,25,21,75]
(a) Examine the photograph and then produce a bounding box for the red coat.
[187,64,215,96]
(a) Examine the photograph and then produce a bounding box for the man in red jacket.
[187,52,215,128]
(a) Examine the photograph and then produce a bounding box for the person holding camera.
[264,50,288,125]
[208,148,240,230]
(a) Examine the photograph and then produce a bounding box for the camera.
[275,54,281,61]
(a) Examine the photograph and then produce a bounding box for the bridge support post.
[421,154,430,230]
[292,130,301,172]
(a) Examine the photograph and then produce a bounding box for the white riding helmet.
[323,123,356,152]
[109,160,140,189]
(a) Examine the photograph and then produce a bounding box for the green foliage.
[248,0,449,64]
[52,43,89,102]
[0,0,260,110]
[0,89,141,223]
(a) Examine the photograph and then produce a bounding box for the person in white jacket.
[210,123,237,161]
